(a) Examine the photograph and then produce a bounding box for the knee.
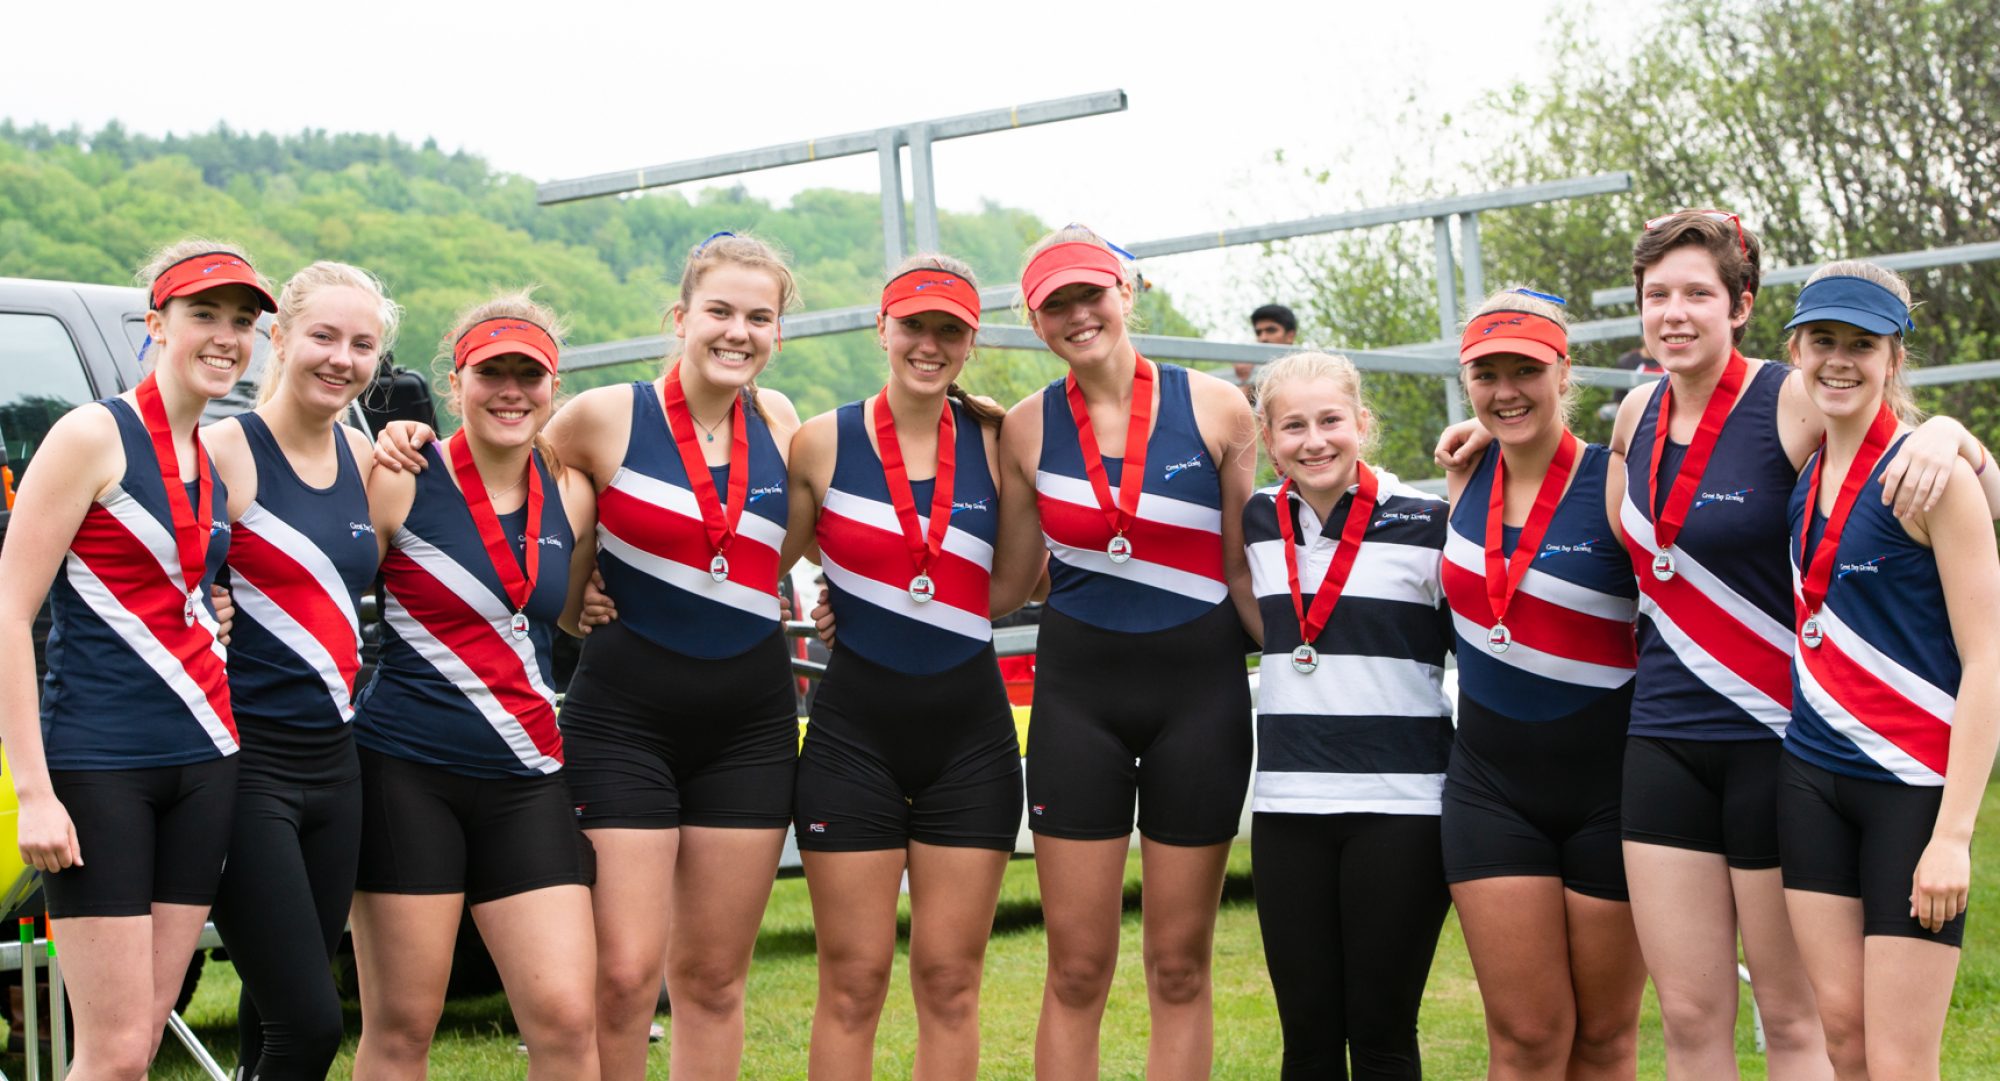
[364,1006,440,1063]
[85,1032,158,1081]
[521,996,597,1058]
[1487,1009,1573,1067]
[821,959,893,1031]
[1759,997,1832,1055]
[910,958,982,1029]
[669,955,747,1020]
[1045,951,1117,1011]
[1143,950,1211,1009]
[1571,1012,1639,1068]
[278,999,349,1070]
[598,954,666,1016]
[1655,986,1736,1043]
[1810,1003,1864,1072]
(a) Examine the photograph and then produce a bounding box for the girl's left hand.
[1910,836,1971,933]
[211,583,234,646]
[1880,418,1963,519]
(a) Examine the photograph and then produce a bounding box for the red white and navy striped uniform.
[815,398,996,675]
[1245,473,1454,815]
[1444,444,1637,723]
[354,444,573,778]
[42,398,234,768]
[1620,362,1797,739]
[1787,435,1957,786]
[594,381,787,659]
[224,414,377,729]
[1036,363,1227,632]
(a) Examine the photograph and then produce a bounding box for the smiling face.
[1791,321,1899,423]
[1464,353,1567,447]
[879,309,972,396]
[1640,245,1753,377]
[145,283,262,400]
[673,263,784,392]
[450,353,556,451]
[271,284,383,417]
[1263,375,1367,498]
[1030,279,1133,367]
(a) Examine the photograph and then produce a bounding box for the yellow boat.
[0,748,41,917]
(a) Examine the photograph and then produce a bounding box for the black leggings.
[1252,812,1451,1081]
[210,734,362,1081]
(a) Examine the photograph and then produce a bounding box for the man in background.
[1235,303,1300,402]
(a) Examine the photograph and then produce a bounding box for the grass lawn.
[19,783,2000,1079]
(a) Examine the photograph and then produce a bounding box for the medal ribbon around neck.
[873,389,957,595]
[447,427,543,622]
[1485,434,1581,636]
[1065,355,1156,551]
[1276,462,1378,655]
[1795,403,1899,632]
[662,362,750,572]
[134,373,214,624]
[1647,349,1747,554]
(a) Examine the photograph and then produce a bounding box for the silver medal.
[909,574,935,604]
[1487,623,1513,654]
[1290,643,1319,675]
[184,587,200,627]
[709,553,730,583]
[1106,534,1133,564]
[1801,617,1823,649]
[1652,551,1676,582]
[509,610,530,641]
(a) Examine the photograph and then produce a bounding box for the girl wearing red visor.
[350,293,600,1081]
[1440,287,1647,1080]
[0,239,267,1079]
[991,227,1258,1080]
[780,255,1026,1080]
[1776,263,1999,1079]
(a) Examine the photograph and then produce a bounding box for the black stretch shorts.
[1778,754,1964,946]
[1441,688,1632,901]
[1025,602,1253,846]
[355,749,593,905]
[795,644,1023,852]
[560,621,798,830]
[1621,734,1782,869]
[43,756,238,919]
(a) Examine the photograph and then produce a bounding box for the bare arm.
[1433,417,1491,473]
[556,468,598,638]
[1191,372,1262,643]
[366,456,418,562]
[760,389,804,463]
[779,412,836,575]
[0,407,122,872]
[988,393,1050,619]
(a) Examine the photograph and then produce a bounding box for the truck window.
[0,313,96,477]
[122,315,272,424]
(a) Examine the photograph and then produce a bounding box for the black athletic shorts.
[1778,753,1964,946]
[1621,734,1782,869]
[795,644,1022,852]
[560,620,798,830]
[1025,602,1253,846]
[1441,687,1632,901]
[355,749,593,905]
[43,756,239,919]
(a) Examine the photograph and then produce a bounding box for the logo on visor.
[913,277,961,291]
[489,322,535,338]
[1480,316,1527,334]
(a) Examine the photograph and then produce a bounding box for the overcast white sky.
[7,0,1644,336]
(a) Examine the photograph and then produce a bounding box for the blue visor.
[1784,275,1913,336]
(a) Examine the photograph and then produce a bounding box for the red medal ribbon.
[1647,349,1747,550]
[1485,435,1581,628]
[1796,403,1899,620]
[133,373,214,609]
[662,363,750,560]
[447,428,543,615]
[873,389,957,581]
[1276,462,1378,648]
[1065,355,1156,543]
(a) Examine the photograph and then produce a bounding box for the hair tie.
[1511,287,1567,306]
[697,231,736,252]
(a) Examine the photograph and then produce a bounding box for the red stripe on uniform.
[230,524,361,693]
[380,550,562,763]
[1441,558,1637,667]
[1037,494,1224,580]
[1801,637,1951,776]
[815,509,990,614]
[1625,522,1794,708]
[69,506,233,736]
[598,485,780,592]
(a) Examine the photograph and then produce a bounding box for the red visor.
[1022,242,1125,310]
[150,251,277,313]
[454,318,561,373]
[1460,310,1568,366]
[882,268,981,330]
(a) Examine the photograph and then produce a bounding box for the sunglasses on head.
[1643,209,1749,259]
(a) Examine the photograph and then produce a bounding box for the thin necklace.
[484,470,527,500]
[692,409,729,443]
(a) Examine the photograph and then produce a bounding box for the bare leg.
[905,842,1009,1081]
[1032,836,1128,1081]
[50,915,156,1081]
[801,848,905,1081]
[665,825,786,1081]
[1562,890,1647,1081]
[1453,876,1575,1081]
[350,891,462,1081]
[1784,891,1867,1080]
[472,884,601,1081]
[1861,936,1959,1081]
[584,827,678,1081]
[1733,866,1831,1080]
[1623,842,1743,1080]
[1138,838,1230,1081]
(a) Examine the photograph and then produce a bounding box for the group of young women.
[0,209,1989,1081]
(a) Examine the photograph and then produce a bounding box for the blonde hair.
[257,261,402,407]
[1789,260,1923,424]
[886,252,1005,430]
[134,237,269,366]
[437,289,568,475]
[1016,225,1139,328]
[669,232,800,424]
[1459,285,1581,425]
[1253,351,1379,459]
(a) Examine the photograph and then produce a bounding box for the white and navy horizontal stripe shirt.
[1245,470,1454,815]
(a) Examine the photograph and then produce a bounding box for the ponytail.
[946,382,1005,430]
